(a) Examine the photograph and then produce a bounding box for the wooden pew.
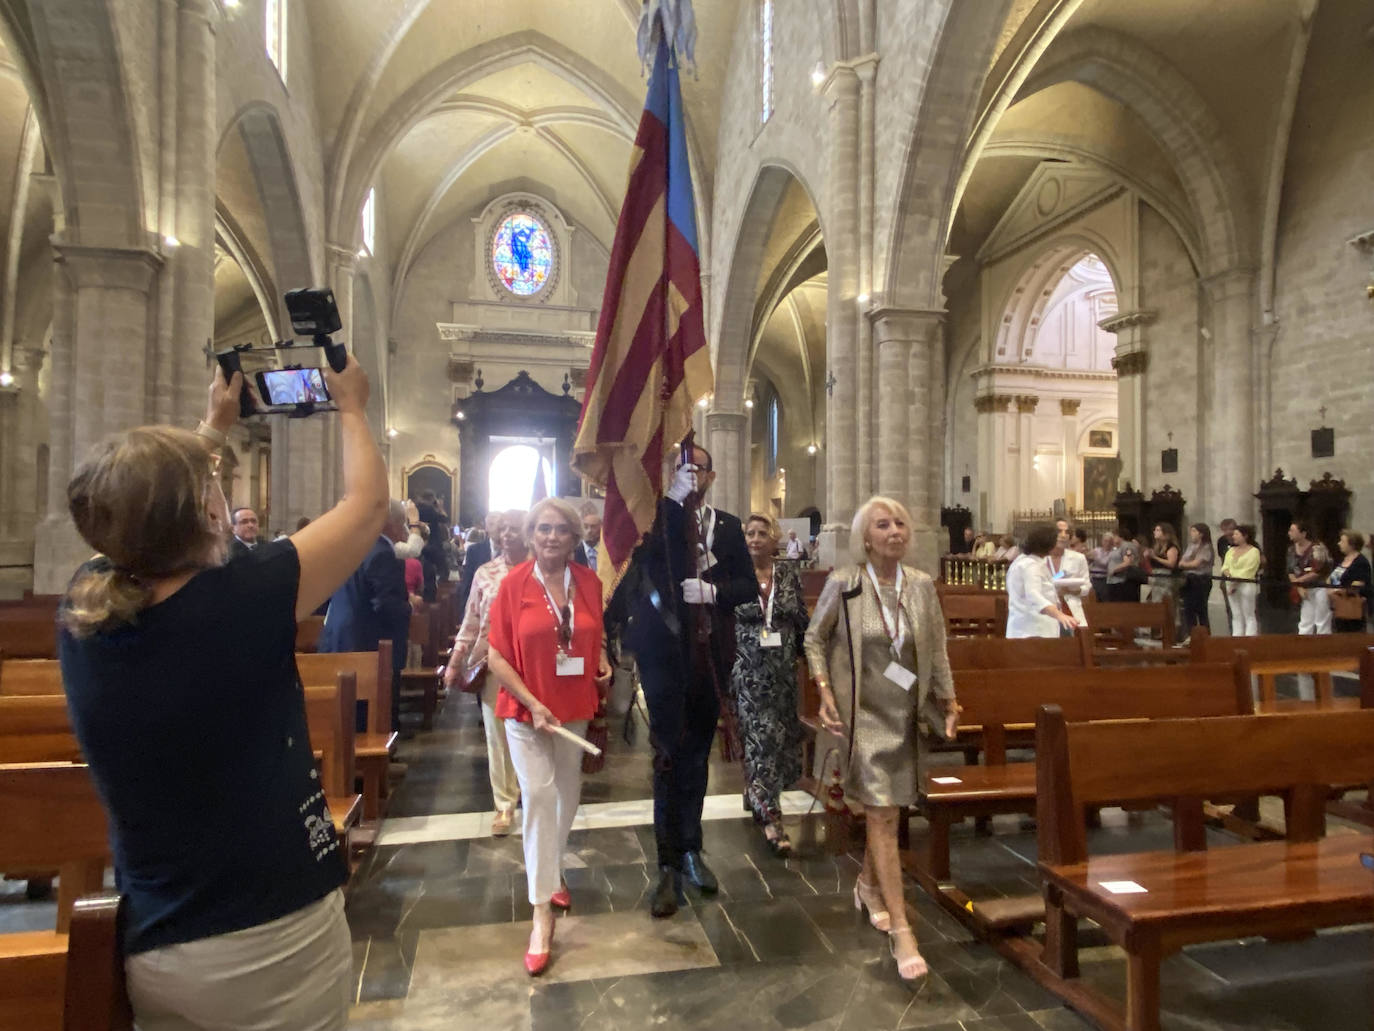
[0,658,61,696]
[945,630,1091,671]
[1189,625,1374,710]
[399,606,441,730]
[1081,597,1174,651]
[0,695,82,763]
[0,612,58,660]
[296,643,397,822]
[295,615,325,653]
[0,763,110,1031]
[63,893,133,1031]
[1031,705,1374,1031]
[938,592,1007,638]
[913,660,1251,936]
[302,673,362,843]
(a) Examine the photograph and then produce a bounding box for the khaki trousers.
[480,674,521,811]
[126,889,352,1031]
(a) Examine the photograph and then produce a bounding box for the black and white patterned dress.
[730,561,809,825]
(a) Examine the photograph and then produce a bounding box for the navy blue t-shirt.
[58,541,347,955]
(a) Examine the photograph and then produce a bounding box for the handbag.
[1331,590,1365,622]
[581,707,608,774]
[458,657,487,694]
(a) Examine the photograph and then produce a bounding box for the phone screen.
[258,368,330,406]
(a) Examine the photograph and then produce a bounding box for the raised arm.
[290,356,390,620]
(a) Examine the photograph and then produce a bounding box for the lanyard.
[865,562,905,657]
[533,564,575,655]
[758,564,775,630]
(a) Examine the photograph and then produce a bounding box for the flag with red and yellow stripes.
[572,28,712,582]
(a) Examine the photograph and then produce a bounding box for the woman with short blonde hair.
[525,497,585,546]
[806,495,959,982]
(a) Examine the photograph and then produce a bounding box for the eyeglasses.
[535,523,574,537]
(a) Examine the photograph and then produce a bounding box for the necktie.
[587,545,597,571]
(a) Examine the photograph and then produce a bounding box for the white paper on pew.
[1098,880,1147,895]
[931,776,963,785]
[1066,595,1087,627]
[551,724,602,757]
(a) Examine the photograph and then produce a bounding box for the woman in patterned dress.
[731,513,809,856]
[804,496,960,983]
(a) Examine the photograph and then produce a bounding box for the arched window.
[760,0,774,124]
[766,395,780,477]
[266,0,287,80]
[488,444,555,511]
[360,188,376,256]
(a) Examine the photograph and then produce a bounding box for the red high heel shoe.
[524,918,556,976]
[551,883,571,911]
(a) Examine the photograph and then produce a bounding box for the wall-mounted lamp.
[222,0,240,8]
[806,443,818,456]
[810,62,826,88]
[696,395,710,409]
[163,235,180,249]
[0,371,14,389]
[856,293,870,306]
[744,398,754,409]
[455,411,466,421]
[386,427,398,439]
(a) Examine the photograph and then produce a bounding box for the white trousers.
[505,717,587,906]
[127,889,352,1031]
[1298,589,1332,636]
[479,675,520,811]
[1229,583,1260,637]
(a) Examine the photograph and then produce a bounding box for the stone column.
[1100,309,1157,494]
[33,243,163,591]
[166,0,216,425]
[869,307,944,573]
[1015,395,1039,511]
[974,393,1013,530]
[854,55,878,503]
[1059,398,1081,506]
[1203,269,1257,522]
[821,64,860,534]
[705,409,747,518]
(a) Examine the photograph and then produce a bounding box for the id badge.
[555,654,585,677]
[760,630,783,648]
[883,661,916,692]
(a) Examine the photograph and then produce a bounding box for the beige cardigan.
[803,564,957,741]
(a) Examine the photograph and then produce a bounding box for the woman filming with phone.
[58,354,389,1030]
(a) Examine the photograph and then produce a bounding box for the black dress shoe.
[682,851,718,893]
[651,866,680,918]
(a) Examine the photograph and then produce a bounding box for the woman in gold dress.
[804,496,959,982]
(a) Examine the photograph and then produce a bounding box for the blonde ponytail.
[61,560,153,638]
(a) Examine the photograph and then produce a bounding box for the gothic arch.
[218,102,316,329]
[710,161,826,414]
[881,0,1012,309]
[19,0,145,248]
[1014,27,1252,274]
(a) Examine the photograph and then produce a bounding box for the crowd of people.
[958,516,1372,642]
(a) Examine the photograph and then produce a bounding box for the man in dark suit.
[606,444,753,918]
[412,491,450,602]
[228,507,260,560]
[319,500,411,731]
[571,509,603,572]
[456,511,501,616]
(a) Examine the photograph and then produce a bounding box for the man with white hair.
[319,499,412,731]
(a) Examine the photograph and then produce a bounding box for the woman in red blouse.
[487,496,611,976]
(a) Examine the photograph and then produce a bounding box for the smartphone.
[255,367,331,407]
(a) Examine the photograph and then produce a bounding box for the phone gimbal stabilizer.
[216,287,349,419]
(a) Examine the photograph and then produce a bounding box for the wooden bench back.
[1190,626,1374,665]
[945,630,1090,670]
[0,614,59,659]
[65,893,134,1031]
[294,640,390,735]
[956,660,1249,763]
[295,616,325,653]
[0,763,109,931]
[0,659,63,696]
[939,592,1007,638]
[302,673,356,799]
[1036,705,1374,865]
[1081,597,1173,649]
[0,695,82,763]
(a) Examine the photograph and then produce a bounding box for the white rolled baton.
[550,723,602,757]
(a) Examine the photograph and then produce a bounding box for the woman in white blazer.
[1005,525,1080,638]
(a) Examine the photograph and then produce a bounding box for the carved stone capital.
[51,241,162,293]
[1097,309,1157,334]
[867,306,945,345]
[1059,398,1081,416]
[1014,394,1039,414]
[973,393,1012,414]
[1111,351,1149,377]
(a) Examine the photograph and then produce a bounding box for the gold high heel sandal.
[852,878,890,932]
[887,925,927,982]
